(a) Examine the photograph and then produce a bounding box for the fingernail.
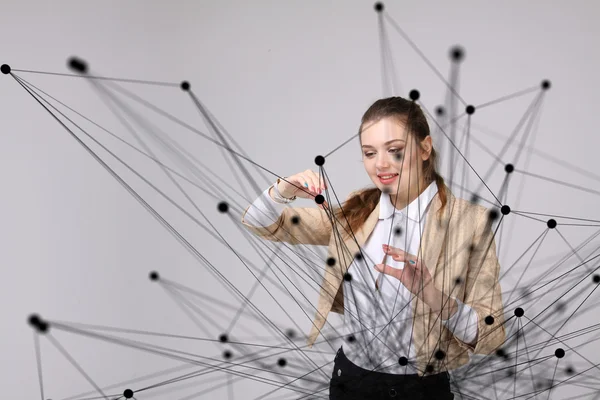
[409,260,416,265]
[304,182,308,187]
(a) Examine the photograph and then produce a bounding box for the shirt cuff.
[243,185,289,227]
[441,297,479,346]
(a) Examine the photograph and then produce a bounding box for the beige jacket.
[241,184,506,376]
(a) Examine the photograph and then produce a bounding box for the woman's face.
[360,116,432,202]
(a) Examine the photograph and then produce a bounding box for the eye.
[364,152,374,157]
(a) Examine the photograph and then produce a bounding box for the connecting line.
[475,86,540,110]
[50,322,326,397]
[11,73,333,381]
[474,91,545,199]
[475,255,600,379]
[382,13,467,106]
[15,74,335,372]
[10,68,181,86]
[45,334,110,400]
[419,101,502,206]
[33,333,45,400]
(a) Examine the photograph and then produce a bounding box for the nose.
[375,152,392,170]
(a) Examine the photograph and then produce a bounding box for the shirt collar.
[378,180,439,222]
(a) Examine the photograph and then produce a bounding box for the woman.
[241,97,506,399]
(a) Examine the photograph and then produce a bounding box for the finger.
[300,172,317,195]
[307,173,322,195]
[310,170,327,192]
[297,174,313,196]
[374,263,401,280]
[382,244,417,261]
[382,244,406,257]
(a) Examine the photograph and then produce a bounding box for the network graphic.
[3,3,600,400]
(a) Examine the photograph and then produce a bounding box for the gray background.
[1,1,599,399]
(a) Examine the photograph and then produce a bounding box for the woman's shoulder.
[448,193,493,227]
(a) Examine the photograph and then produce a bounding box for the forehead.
[360,117,411,145]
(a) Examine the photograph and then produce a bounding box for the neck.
[389,179,428,210]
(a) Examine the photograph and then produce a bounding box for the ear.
[420,135,433,161]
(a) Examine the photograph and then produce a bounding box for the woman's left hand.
[375,244,435,298]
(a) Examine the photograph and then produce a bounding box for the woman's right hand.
[276,170,329,207]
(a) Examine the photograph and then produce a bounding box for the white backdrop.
[1,1,600,399]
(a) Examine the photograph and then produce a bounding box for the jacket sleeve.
[240,184,334,246]
[458,207,506,355]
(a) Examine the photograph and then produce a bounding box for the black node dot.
[347,334,356,343]
[1,64,10,74]
[565,366,574,375]
[505,164,514,173]
[547,219,557,229]
[374,2,384,12]
[314,155,325,166]
[485,315,495,325]
[454,277,462,285]
[354,252,363,261]
[541,80,551,90]
[488,209,499,221]
[67,57,88,74]
[326,257,336,267]
[468,244,475,252]
[39,321,49,332]
[435,106,445,116]
[514,307,524,317]
[180,81,190,91]
[28,314,41,327]
[149,271,159,281]
[501,205,511,215]
[223,350,232,359]
[219,334,228,343]
[343,272,352,282]
[394,227,402,236]
[409,89,420,101]
[506,368,514,377]
[286,329,296,338]
[496,348,506,358]
[277,358,287,367]
[217,201,228,213]
[315,194,325,204]
[425,364,434,373]
[123,389,134,399]
[291,216,300,225]
[465,105,475,115]
[381,187,391,195]
[28,314,49,333]
[470,194,480,204]
[398,356,408,366]
[394,152,403,161]
[555,301,565,312]
[593,274,600,284]
[449,46,465,62]
[555,348,565,358]
[434,350,446,360]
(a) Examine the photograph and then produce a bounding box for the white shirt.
[244,182,478,374]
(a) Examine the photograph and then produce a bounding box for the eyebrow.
[361,139,405,149]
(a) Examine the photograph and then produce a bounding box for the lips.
[378,173,399,184]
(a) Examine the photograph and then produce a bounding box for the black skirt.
[329,346,454,400]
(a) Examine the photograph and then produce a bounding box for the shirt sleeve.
[243,185,289,227]
[441,297,479,345]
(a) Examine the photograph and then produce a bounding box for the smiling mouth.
[378,173,399,183]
